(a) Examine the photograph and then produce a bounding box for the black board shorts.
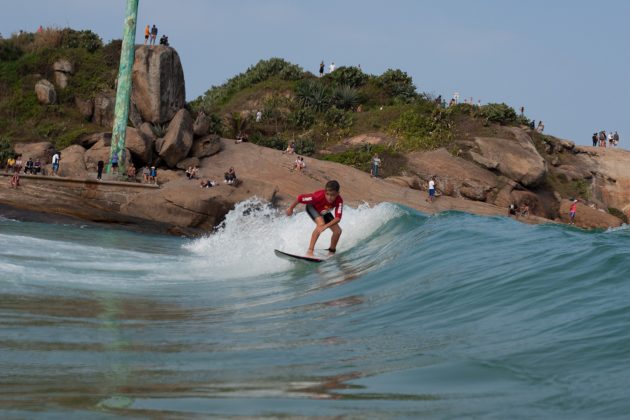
[306,204,334,224]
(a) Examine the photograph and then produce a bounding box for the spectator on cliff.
[6,156,15,173]
[613,131,620,147]
[10,171,19,189]
[224,167,237,184]
[508,203,518,216]
[536,121,545,133]
[529,120,535,130]
[126,163,136,181]
[144,24,150,45]
[569,199,578,225]
[435,95,442,106]
[319,61,325,77]
[283,141,296,155]
[150,25,158,46]
[256,110,262,122]
[33,158,41,175]
[149,166,157,184]
[97,160,104,180]
[142,165,150,183]
[111,153,119,174]
[24,157,34,174]
[371,153,382,178]
[608,131,615,147]
[14,156,22,174]
[159,35,169,46]
[520,106,525,116]
[200,178,216,188]
[329,62,336,73]
[599,130,606,147]
[592,132,598,147]
[37,25,43,34]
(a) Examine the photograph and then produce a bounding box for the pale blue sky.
[2,0,628,145]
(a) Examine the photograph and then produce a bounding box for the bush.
[0,39,23,61]
[295,138,316,155]
[325,66,369,88]
[377,69,417,102]
[388,108,450,150]
[289,108,315,130]
[324,107,353,129]
[207,113,223,135]
[60,29,102,52]
[332,85,360,110]
[295,79,330,112]
[250,133,287,151]
[197,58,305,110]
[0,136,15,164]
[479,103,517,125]
[322,144,387,171]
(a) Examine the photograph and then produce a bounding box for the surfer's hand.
[286,208,293,216]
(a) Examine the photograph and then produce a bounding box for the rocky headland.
[1,31,629,234]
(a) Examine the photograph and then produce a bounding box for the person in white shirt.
[52,152,60,175]
[427,176,436,203]
[329,62,336,73]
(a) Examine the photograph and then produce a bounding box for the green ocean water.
[1,201,629,418]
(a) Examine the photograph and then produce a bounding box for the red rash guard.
[298,190,343,220]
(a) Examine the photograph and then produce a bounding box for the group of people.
[592,130,620,147]
[186,165,199,180]
[144,24,167,46]
[508,202,530,218]
[4,156,43,175]
[318,61,336,77]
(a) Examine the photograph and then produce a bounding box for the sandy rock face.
[405,148,498,202]
[93,91,115,127]
[58,145,88,178]
[13,142,55,163]
[35,79,56,104]
[132,45,186,124]
[474,128,546,187]
[156,109,193,167]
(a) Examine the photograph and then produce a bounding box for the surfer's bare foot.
[327,248,336,254]
[306,249,315,257]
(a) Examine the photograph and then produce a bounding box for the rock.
[139,122,157,143]
[554,164,592,181]
[469,151,499,170]
[84,139,131,171]
[75,97,94,120]
[385,176,422,190]
[551,156,560,166]
[35,79,56,104]
[330,133,396,153]
[155,169,184,184]
[57,145,88,178]
[53,59,74,74]
[131,45,186,124]
[474,127,547,187]
[93,91,116,127]
[78,132,111,149]
[157,109,193,167]
[510,190,544,217]
[125,127,152,164]
[405,148,498,201]
[13,141,55,163]
[193,112,211,137]
[190,134,222,159]
[128,100,143,128]
[558,199,622,229]
[176,157,200,171]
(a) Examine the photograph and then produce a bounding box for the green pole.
[108,0,139,176]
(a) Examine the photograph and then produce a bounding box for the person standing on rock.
[150,25,158,46]
[319,61,325,77]
[52,152,60,176]
[97,160,104,180]
[329,62,336,73]
[569,199,578,225]
[111,153,119,174]
[371,153,382,178]
[427,176,436,203]
[286,180,343,256]
[592,132,598,147]
[144,24,150,45]
[613,131,620,147]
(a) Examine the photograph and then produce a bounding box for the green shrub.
[295,138,316,155]
[325,66,369,88]
[377,69,417,102]
[332,85,360,110]
[479,103,517,125]
[0,39,23,61]
[207,113,223,135]
[60,29,102,52]
[0,136,15,164]
[388,108,451,150]
[151,123,167,138]
[196,58,305,110]
[289,108,315,130]
[608,208,628,224]
[250,133,287,150]
[295,79,330,112]
[324,107,353,129]
[322,144,387,171]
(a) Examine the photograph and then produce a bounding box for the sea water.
[1,201,630,418]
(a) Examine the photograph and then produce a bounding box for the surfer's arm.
[316,217,340,233]
[286,198,300,216]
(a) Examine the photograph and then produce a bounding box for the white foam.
[183,199,405,279]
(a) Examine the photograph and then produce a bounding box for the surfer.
[285,180,343,255]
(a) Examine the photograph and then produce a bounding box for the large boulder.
[405,148,498,202]
[125,126,153,164]
[13,141,55,163]
[474,127,546,187]
[131,45,186,124]
[53,59,74,89]
[78,132,111,149]
[128,100,143,128]
[84,138,131,171]
[190,134,222,159]
[57,145,88,178]
[193,112,211,137]
[156,109,193,167]
[35,79,56,105]
[93,91,116,127]
[75,97,94,120]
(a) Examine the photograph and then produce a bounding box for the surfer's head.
[325,180,340,203]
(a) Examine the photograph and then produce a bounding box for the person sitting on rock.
[24,157,34,174]
[292,156,306,173]
[224,167,237,184]
[284,142,296,155]
[508,203,518,216]
[142,165,150,183]
[200,179,215,188]
[186,166,193,179]
[126,163,136,181]
[149,166,157,184]
[33,159,41,175]
[519,203,530,217]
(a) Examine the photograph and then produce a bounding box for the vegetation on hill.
[0,28,120,150]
